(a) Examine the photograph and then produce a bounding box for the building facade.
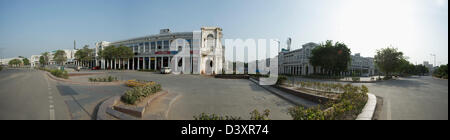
[278,42,376,76]
[30,55,42,67]
[95,27,225,75]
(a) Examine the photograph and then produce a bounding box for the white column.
[148,57,151,70]
[137,57,140,70]
[132,58,135,70]
[154,57,156,70]
[161,57,163,69]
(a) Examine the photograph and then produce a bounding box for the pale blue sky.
[0,0,448,65]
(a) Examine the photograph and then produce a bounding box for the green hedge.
[194,109,270,120]
[0,65,3,71]
[288,84,369,120]
[50,69,68,79]
[121,83,162,105]
[89,76,118,82]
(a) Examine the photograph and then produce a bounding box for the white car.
[161,67,172,74]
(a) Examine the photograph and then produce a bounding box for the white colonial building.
[30,55,42,67]
[279,42,376,76]
[95,27,225,75]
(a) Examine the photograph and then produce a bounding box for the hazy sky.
[0,0,448,65]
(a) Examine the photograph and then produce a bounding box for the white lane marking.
[49,109,55,120]
[49,105,54,109]
[165,94,181,120]
[48,96,53,100]
[386,99,392,120]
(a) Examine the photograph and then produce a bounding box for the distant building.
[30,55,42,67]
[0,57,21,66]
[95,27,225,75]
[424,61,434,75]
[278,42,376,76]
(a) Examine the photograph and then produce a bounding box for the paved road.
[0,68,70,120]
[0,68,129,120]
[356,76,448,120]
[289,75,448,120]
[2,68,446,120]
[106,72,296,120]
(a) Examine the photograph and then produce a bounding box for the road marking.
[386,99,392,120]
[48,96,53,100]
[165,94,181,120]
[49,109,55,120]
[49,105,54,109]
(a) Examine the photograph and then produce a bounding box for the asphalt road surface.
[0,68,70,120]
[1,68,447,120]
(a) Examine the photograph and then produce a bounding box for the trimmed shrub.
[194,109,271,120]
[276,75,288,85]
[121,82,162,105]
[125,79,156,87]
[194,113,242,120]
[50,69,68,79]
[352,77,360,82]
[89,76,118,82]
[250,109,271,120]
[288,84,368,120]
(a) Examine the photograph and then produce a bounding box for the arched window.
[206,34,215,49]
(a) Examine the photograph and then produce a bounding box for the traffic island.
[44,71,124,86]
[97,90,168,120]
[97,81,174,120]
[250,77,377,120]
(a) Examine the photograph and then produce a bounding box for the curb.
[97,96,120,120]
[356,93,377,120]
[44,71,124,86]
[96,91,168,120]
[248,78,317,107]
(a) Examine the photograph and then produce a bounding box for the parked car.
[161,67,172,74]
[91,66,100,70]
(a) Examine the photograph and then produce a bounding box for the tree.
[53,50,67,66]
[98,45,134,69]
[415,64,429,76]
[22,58,30,65]
[41,52,50,65]
[9,59,22,67]
[310,40,351,76]
[116,45,134,69]
[433,64,448,79]
[374,47,404,77]
[39,56,45,67]
[75,45,95,67]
